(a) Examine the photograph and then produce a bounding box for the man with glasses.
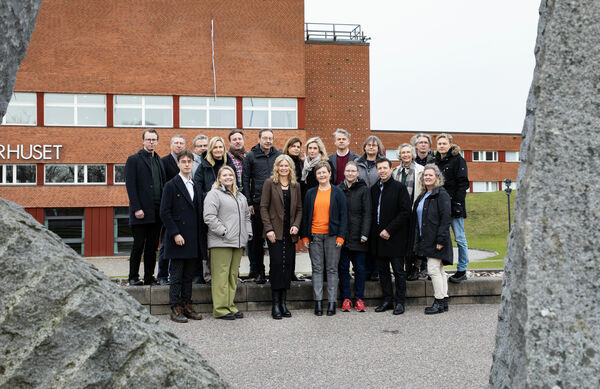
[411,133,435,167]
[125,129,166,286]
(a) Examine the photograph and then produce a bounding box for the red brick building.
[0,0,520,256]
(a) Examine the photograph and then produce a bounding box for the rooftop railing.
[305,23,370,42]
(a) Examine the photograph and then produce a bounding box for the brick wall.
[305,42,370,153]
[14,0,305,98]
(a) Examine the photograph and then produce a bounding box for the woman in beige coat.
[260,155,303,319]
[204,166,252,320]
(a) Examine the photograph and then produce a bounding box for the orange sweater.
[302,187,344,245]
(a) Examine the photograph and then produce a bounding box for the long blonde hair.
[305,136,328,161]
[419,164,445,195]
[271,154,298,185]
[212,165,238,196]
[205,136,228,166]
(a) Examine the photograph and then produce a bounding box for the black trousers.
[267,237,295,290]
[376,256,406,304]
[169,257,195,307]
[129,219,162,283]
[250,206,265,273]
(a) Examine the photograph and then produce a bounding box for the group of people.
[125,127,470,323]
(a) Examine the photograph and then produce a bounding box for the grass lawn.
[446,190,516,269]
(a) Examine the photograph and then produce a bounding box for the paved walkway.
[86,248,496,279]
[157,304,500,388]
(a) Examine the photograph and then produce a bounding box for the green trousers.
[210,247,242,317]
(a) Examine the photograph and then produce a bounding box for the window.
[44,93,106,126]
[385,149,399,161]
[472,181,499,193]
[2,92,37,125]
[180,97,236,128]
[114,95,172,127]
[45,208,85,255]
[243,97,297,129]
[45,164,106,184]
[472,151,498,162]
[114,207,133,254]
[506,151,520,162]
[0,164,36,184]
[114,164,126,184]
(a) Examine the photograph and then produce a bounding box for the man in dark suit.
[370,157,412,315]
[156,134,187,285]
[160,150,204,323]
[125,129,166,286]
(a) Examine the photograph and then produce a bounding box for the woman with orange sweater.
[301,162,347,316]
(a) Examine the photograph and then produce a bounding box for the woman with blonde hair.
[260,154,303,319]
[411,164,452,314]
[194,136,237,199]
[204,166,252,320]
[301,137,330,192]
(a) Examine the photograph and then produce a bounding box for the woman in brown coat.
[260,154,303,319]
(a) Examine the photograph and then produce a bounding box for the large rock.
[0,199,228,388]
[489,1,600,388]
[0,0,41,118]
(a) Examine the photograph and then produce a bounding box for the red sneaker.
[341,298,353,312]
[355,299,366,312]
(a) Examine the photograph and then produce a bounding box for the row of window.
[0,164,126,185]
[1,93,298,129]
[386,150,520,163]
[44,207,134,255]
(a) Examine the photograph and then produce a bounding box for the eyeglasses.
[144,139,158,143]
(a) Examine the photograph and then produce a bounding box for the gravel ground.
[158,304,499,389]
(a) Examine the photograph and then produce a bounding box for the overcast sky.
[305,0,540,133]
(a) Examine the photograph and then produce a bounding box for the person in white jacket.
[204,166,252,320]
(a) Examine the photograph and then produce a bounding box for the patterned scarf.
[302,155,322,182]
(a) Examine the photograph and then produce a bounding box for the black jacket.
[125,149,166,225]
[411,187,453,265]
[193,152,238,200]
[301,186,347,241]
[328,151,359,184]
[339,178,371,252]
[161,153,180,181]
[415,150,435,167]
[369,178,411,257]
[242,144,282,205]
[160,175,205,260]
[434,145,469,218]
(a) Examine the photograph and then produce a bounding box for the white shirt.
[179,173,194,201]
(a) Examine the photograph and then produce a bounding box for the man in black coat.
[160,150,204,323]
[434,133,470,283]
[370,157,412,315]
[157,134,187,285]
[124,129,166,286]
[242,129,281,283]
[412,133,436,167]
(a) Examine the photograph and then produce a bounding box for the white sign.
[0,144,63,160]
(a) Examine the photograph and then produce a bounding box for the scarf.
[302,155,322,182]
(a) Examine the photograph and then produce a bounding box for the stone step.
[123,277,502,315]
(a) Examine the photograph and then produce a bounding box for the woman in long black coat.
[412,164,453,314]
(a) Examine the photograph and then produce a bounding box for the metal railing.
[305,23,370,42]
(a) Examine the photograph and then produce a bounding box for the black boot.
[256,271,267,284]
[327,302,336,316]
[443,296,449,312]
[424,299,445,315]
[280,289,292,318]
[314,300,323,316]
[271,290,282,320]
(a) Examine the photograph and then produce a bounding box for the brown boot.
[170,305,188,323]
[184,303,203,320]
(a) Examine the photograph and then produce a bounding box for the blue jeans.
[451,217,469,271]
[339,248,366,301]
